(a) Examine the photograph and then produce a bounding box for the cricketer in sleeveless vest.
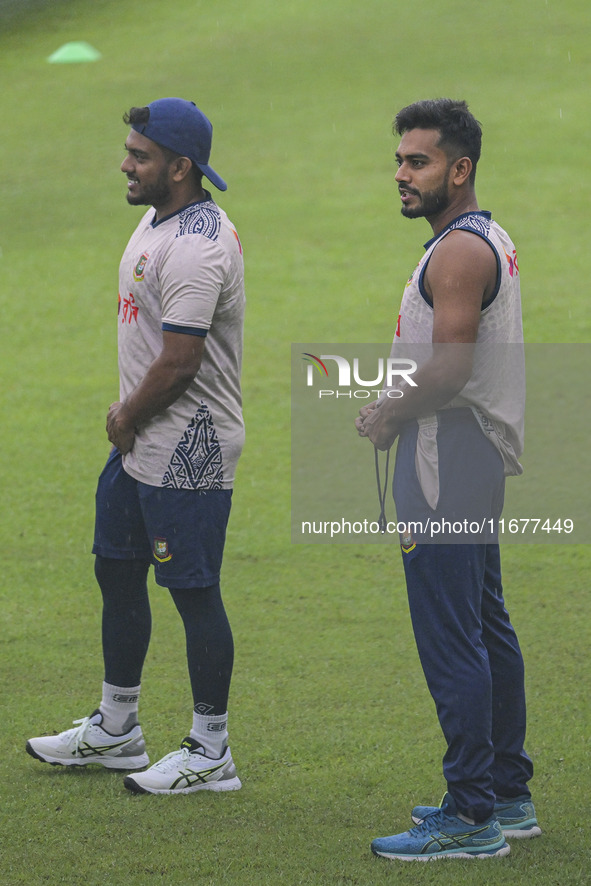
[390,211,525,509]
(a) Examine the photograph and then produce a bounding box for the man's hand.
[106,401,136,455]
[355,399,400,450]
[355,400,378,434]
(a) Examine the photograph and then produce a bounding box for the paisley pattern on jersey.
[446,212,491,238]
[176,202,221,241]
[162,404,224,489]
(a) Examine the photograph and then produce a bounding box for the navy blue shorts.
[92,449,232,589]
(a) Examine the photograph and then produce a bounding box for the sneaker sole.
[123,775,242,795]
[372,844,511,861]
[502,825,542,839]
[26,741,149,771]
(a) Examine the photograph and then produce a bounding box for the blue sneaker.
[412,794,542,839]
[371,793,510,861]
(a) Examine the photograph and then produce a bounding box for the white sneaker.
[124,737,241,795]
[26,710,149,770]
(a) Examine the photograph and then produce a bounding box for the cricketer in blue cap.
[130,97,227,191]
[24,93,245,794]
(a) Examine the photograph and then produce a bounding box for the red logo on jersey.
[395,313,402,338]
[503,247,519,278]
[232,228,243,255]
[121,292,139,324]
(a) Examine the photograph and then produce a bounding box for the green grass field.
[1,0,589,883]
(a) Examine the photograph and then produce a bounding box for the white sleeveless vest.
[391,211,525,491]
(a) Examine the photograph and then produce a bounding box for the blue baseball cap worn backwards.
[131,97,227,191]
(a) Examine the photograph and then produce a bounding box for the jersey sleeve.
[159,233,228,335]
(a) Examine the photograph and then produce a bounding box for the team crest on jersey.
[153,537,172,562]
[406,261,420,287]
[133,252,149,281]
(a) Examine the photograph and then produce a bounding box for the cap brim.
[197,163,227,191]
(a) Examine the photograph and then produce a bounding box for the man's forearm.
[382,345,474,422]
[107,353,200,454]
[120,354,198,430]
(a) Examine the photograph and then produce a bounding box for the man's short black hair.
[394,99,482,183]
[123,107,150,127]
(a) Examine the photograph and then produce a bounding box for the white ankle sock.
[99,681,141,734]
[190,711,229,759]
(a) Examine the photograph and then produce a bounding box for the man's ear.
[171,156,193,183]
[452,156,473,187]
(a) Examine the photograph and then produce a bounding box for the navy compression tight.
[95,555,234,715]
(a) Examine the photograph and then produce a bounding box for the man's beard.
[127,168,172,208]
[401,181,451,219]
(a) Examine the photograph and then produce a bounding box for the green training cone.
[47,42,102,64]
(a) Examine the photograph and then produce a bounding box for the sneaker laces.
[69,716,93,755]
[152,746,194,773]
[411,807,446,835]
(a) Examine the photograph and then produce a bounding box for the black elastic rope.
[374,445,391,533]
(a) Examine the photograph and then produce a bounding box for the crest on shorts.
[153,537,172,562]
[133,252,149,281]
[400,527,416,553]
